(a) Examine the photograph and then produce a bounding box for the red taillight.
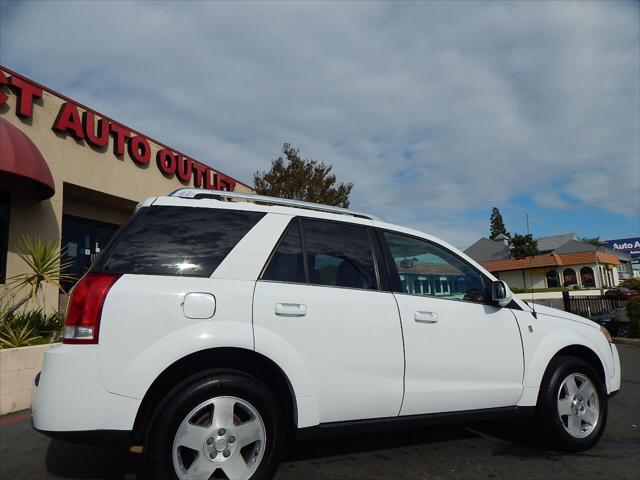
[63,273,121,344]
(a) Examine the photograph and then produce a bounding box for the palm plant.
[0,323,42,348]
[1,236,75,326]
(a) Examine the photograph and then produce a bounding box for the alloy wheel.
[172,396,266,479]
[556,373,600,439]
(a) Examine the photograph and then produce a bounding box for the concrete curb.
[613,337,640,346]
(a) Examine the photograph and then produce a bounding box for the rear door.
[379,229,525,416]
[253,217,405,424]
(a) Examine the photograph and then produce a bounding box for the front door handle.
[414,311,438,323]
[275,303,307,317]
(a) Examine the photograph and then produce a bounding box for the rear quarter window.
[92,206,264,277]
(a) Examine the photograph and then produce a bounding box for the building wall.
[496,263,621,291]
[0,70,251,313]
[496,270,547,290]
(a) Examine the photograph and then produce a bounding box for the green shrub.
[621,278,640,292]
[0,324,42,348]
[0,308,63,348]
[627,296,640,338]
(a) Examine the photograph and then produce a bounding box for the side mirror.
[492,280,513,307]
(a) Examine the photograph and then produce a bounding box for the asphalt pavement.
[1,344,638,480]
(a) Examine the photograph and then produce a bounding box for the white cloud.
[0,0,638,247]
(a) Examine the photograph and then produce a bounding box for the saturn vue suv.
[32,189,621,480]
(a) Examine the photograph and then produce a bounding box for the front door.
[253,217,405,424]
[61,214,120,290]
[380,229,525,416]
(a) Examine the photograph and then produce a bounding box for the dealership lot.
[1,344,638,480]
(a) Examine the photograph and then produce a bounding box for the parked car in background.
[591,313,631,338]
[605,288,639,300]
[32,190,622,480]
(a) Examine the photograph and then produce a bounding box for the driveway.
[1,344,638,479]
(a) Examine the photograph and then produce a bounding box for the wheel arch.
[131,347,297,445]
[548,345,606,385]
[523,329,611,395]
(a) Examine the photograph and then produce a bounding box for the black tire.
[616,324,629,338]
[145,371,285,480]
[538,356,607,452]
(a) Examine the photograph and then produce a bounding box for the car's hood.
[526,302,600,330]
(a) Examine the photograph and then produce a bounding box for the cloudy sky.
[1,0,638,248]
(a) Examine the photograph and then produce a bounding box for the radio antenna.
[527,214,537,318]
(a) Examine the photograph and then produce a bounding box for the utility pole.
[526,214,535,307]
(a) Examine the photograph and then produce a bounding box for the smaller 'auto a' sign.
[605,238,640,256]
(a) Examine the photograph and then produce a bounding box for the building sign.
[605,237,640,256]
[0,69,236,191]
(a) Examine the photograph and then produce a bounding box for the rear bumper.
[31,344,140,435]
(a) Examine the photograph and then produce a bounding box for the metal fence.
[568,295,628,318]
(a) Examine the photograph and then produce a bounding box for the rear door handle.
[275,303,307,317]
[414,311,438,323]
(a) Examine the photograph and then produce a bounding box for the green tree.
[509,233,540,259]
[253,143,353,207]
[489,207,509,240]
[581,236,606,247]
[626,296,640,338]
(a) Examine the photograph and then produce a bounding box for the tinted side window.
[383,231,486,302]
[93,206,264,277]
[303,218,377,290]
[262,220,305,283]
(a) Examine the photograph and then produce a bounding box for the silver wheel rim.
[557,373,600,439]
[172,396,266,480]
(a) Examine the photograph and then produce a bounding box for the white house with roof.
[465,233,629,290]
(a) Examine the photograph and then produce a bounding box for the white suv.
[32,189,621,480]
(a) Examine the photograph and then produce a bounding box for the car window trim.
[259,278,388,293]
[298,217,311,284]
[370,227,392,292]
[367,227,383,291]
[375,227,403,292]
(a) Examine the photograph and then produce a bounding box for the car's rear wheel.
[145,372,284,480]
[538,356,607,451]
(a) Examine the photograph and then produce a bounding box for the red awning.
[0,117,54,200]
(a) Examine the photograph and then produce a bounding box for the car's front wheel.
[145,372,284,480]
[538,356,607,451]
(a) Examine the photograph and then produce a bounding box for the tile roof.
[481,251,620,272]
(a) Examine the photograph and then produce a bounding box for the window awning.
[0,117,54,200]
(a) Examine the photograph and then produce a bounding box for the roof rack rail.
[168,188,383,221]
